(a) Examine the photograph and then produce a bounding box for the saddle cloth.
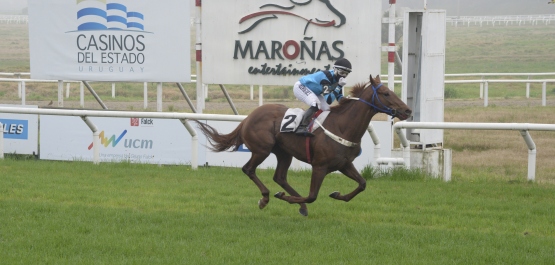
[279,108,330,133]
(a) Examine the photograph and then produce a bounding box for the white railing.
[393,121,555,182]
[447,14,555,27]
[0,15,28,24]
[387,15,555,27]
[0,107,246,167]
[0,108,385,172]
[382,72,555,106]
[2,72,555,108]
[0,75,198,109]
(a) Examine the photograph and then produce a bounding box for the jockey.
[292,58,352,136]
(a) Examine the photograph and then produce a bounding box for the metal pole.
[387,0,397,92]
[82,81,108,109]
[367,123,381,166]
[176,82,197,113]
[195,0,204,114]
[520,130,536,181]
[219,84,239,115]
[81,116,100,164]
[180,119,198,170]
[143,82,148,109]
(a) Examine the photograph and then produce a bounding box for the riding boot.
[295,106,318,137]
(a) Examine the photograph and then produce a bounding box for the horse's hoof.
[274,192,285,199]
[258,199,267,209]
[329,191,340,199]
[299,208,308,216]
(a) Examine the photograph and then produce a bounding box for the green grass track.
[1,159,554,264]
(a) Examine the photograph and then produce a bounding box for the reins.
[346,83,397,117]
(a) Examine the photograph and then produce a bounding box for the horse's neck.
[331,103,377,141]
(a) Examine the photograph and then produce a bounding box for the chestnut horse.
[195,75,412,216]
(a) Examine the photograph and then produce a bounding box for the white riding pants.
[293,81,331,111]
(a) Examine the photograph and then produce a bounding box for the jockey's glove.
[338,77,347,87]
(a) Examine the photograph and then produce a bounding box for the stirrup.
[295,126,314,137]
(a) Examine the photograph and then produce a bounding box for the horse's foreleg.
[275,167,327,207]
[272,151,308,216]
[242,153,271,209]
[329,162,367,202]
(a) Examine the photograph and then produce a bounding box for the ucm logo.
[87,130,154,150]
[88,130,127,150]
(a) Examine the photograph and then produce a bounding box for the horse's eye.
[384,93,390,97]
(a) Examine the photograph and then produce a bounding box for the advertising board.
[40,115,204,165]
[28,0,191,82]
[0,105,39,155]
[202,0,382,85]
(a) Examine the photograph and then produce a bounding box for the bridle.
[311,82,399,148]
[346,83,398,117]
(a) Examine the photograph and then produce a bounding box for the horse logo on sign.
[238,0,346,39]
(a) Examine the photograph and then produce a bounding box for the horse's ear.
[369,74,375,85]
[375,75,381,83]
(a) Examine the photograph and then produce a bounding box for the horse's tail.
[194,120,244,152]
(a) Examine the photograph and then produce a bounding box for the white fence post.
[479,80,484,99]
[542,82,547,106]
[157,82,162,112]
[17,80,21,98]
[21,81,26,105]
[180,119,198,170]
[484,81,489,107]
[57,80,63,107]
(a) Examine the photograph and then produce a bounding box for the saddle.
[279,108,329,133]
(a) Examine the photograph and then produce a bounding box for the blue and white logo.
[77,0,145,31]
[1,119,29,140]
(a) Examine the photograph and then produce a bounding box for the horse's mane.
[330,82,368,112]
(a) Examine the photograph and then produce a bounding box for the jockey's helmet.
[333,58,352,77]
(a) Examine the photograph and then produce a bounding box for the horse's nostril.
[405,109,412,115]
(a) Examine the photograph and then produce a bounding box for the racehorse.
[194,75,412,216]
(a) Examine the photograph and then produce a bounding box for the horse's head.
[352,75,412,120]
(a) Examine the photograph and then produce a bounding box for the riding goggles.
[334,67,350,77]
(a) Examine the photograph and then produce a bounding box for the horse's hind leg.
[272,150,308,216]
[242,153,272,209]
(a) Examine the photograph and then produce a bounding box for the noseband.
[348,83,397,117]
